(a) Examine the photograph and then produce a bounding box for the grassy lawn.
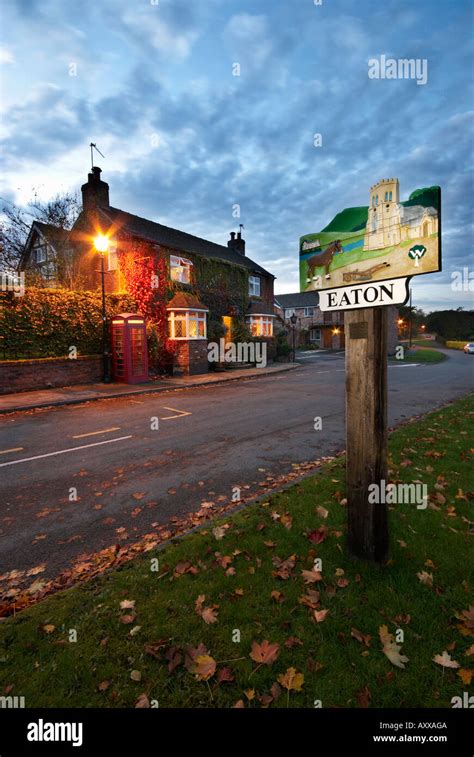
[393,347,447,364]
[1,396,473,709]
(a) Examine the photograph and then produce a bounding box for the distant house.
[21,167,276,375]
[20,221,70,283]
[274,291,345,349]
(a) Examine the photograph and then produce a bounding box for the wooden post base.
[345,307,389,563]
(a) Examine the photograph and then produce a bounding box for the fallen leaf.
[250,640,280,666]
[307,526,327,544]
[120,599,135,610]
[277,667,304,692]
[314,609,329,623]
[301,568,322,584]
[457,669,473,685]
[379,625,409,669]
[135,693,150,708]
[130,670,141,682]
[356,685,371,708]
[119,614,136,624]
[189,654,216,681]
[195,595,219,625]
[417,571,433,587]
[351,628,372,648]
[433,651,460,669]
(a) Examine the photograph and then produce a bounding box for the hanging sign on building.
[299,179,441,311]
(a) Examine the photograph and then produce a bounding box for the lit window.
[170,255,192,284]
[168,309,207,339]
[247,315,273,337]
[249,275,261,296]
[108,242,118,271]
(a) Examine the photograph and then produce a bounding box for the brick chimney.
[227,230,245,256]
[81,166,110,211]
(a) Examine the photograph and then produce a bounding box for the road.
[0,348,472,587]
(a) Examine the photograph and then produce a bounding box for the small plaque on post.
[349,321,368,339]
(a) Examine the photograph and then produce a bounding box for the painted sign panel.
[300,180,441,294]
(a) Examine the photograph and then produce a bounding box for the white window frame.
[168,308,207,340]
[303,307,314,317]
[309,328,321,343]
[247,314,274,337]
[33,244,47,264]
[285,308,296,319]
[170,255,193,284]
[249,275,261,297]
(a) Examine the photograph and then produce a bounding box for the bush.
[0,288,136,359]
[445,340,470,350]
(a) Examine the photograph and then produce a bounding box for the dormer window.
[249,275,261,296]
[33,243,47,263]
[170,255,192,284]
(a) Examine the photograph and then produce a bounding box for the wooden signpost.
[301,179,441,563]
[345,306,389,562]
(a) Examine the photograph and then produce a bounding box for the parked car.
[463,343,474,354]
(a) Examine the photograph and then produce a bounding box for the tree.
[0,191,80,279]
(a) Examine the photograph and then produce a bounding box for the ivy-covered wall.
[0,288,136,359]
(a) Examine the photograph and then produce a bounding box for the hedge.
[445,340,471,350]
[0,288,136,359]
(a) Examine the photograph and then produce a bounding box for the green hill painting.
[300,181,441,292]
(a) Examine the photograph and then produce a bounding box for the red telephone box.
[111,313,149,384]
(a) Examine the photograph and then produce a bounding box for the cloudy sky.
[1,0,473,309]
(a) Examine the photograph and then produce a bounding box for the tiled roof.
[96,206,273,279]
[274,291,320,308]
[167,292,209,310]
[247,300,275,316]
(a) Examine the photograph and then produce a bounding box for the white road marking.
[73,426,121,439]
[0,447,24,455]
[0,436,132,468]
[389,363,420,367]
[160,406,192,420]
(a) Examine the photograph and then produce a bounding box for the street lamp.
[290,312,297,362]
[94,234,111,383]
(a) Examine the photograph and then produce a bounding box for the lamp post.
[290,312,297,362]
[94,235,111,383]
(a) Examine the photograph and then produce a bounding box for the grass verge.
[393,347,447,364]
[1,396,473,708]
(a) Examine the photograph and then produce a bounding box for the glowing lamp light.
[94,235,109,253]
[398,318,404,326]
[332,327,340,335]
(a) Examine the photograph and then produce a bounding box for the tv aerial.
[90,142,105,169]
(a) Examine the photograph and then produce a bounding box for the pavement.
[0,362,299,414]
[0,347,472,587]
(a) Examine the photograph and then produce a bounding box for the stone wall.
[171,339,208,376]
[0,355,102,394]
